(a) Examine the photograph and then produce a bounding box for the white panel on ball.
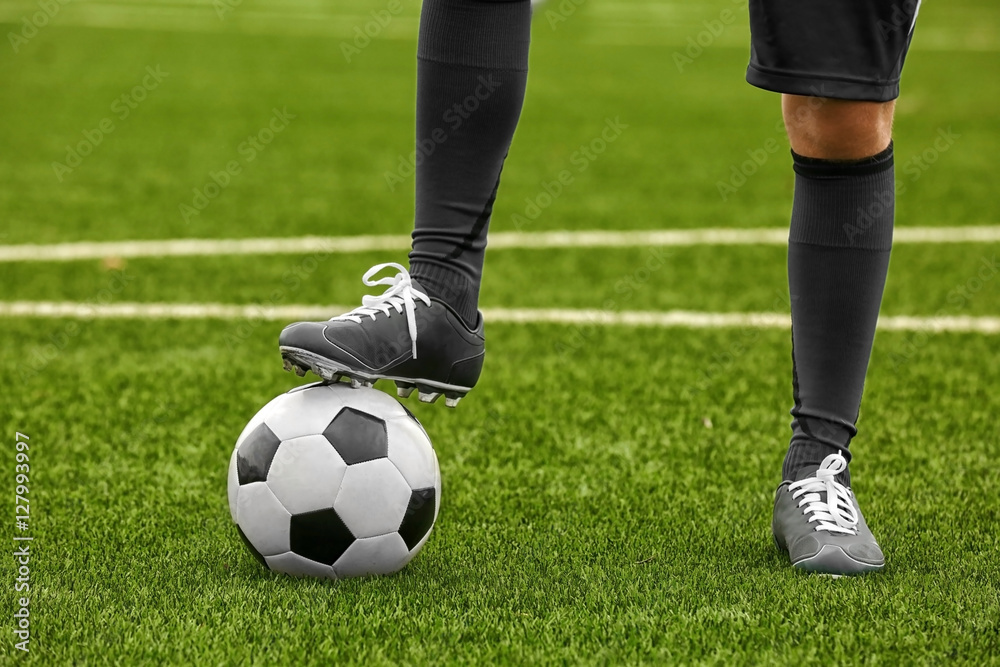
[386,416,437,490]
[266,435,347,515]
[227,448,240,523]
[338,384,410,421]
[433,454,442,524]
[334,459,411,538]
[262,384,350,441]
[266,551,335,579]
[236,483,291,556]
[333,533,410,579]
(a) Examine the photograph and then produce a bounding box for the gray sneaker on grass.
[772,453,885,576]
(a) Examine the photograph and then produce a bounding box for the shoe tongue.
[794,465,821,482]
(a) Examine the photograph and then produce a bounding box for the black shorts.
[746,0,921,102]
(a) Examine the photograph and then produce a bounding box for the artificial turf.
[1,320,998,664]
[2,0,999,664]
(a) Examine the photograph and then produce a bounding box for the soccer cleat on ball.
[279,263,485,408]
[772,453,885,576]
[228,382,441,579]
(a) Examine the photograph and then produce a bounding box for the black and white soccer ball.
[227,382,440,579]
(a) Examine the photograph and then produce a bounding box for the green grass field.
[2,0,999,663]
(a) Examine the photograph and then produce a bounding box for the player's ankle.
[783,439,851,487]
[408,260,480,329]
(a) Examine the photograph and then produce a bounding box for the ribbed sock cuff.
[409,259,480,328]
[790,142,895,251]
[418,0,531,71]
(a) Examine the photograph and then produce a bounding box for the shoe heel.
[447,353,484,390]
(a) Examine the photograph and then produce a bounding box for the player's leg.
[775,96,895,575]
[781,96,895,490]
[279,0,531,406]
[408,0,531,329]
[746,0,921,574]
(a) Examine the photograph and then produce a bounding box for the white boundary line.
[1,302,998,333]
[2,226,999,262]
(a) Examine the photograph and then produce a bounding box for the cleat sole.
[279,347,473,407]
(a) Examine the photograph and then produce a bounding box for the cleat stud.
[397,386,414,398]
[282,359,293,372]
[331,374,343,383]
[418,391,441,404]
[294,365,307,377]
[363,380,374,388]
[349,378,363,389]
[444,396,461,408]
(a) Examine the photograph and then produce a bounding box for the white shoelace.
[788,453,859,535]
[329,263,430,359]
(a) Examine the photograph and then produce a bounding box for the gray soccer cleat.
[772,453,885,576]
[279,263,485,407]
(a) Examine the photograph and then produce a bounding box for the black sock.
[782,143,895,487]
[407,0,531,328]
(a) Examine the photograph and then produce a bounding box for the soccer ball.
[227,382,440,579]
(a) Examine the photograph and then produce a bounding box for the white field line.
[2,226,1000,263]
[1,301,998,333]
[0,235,412,262]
